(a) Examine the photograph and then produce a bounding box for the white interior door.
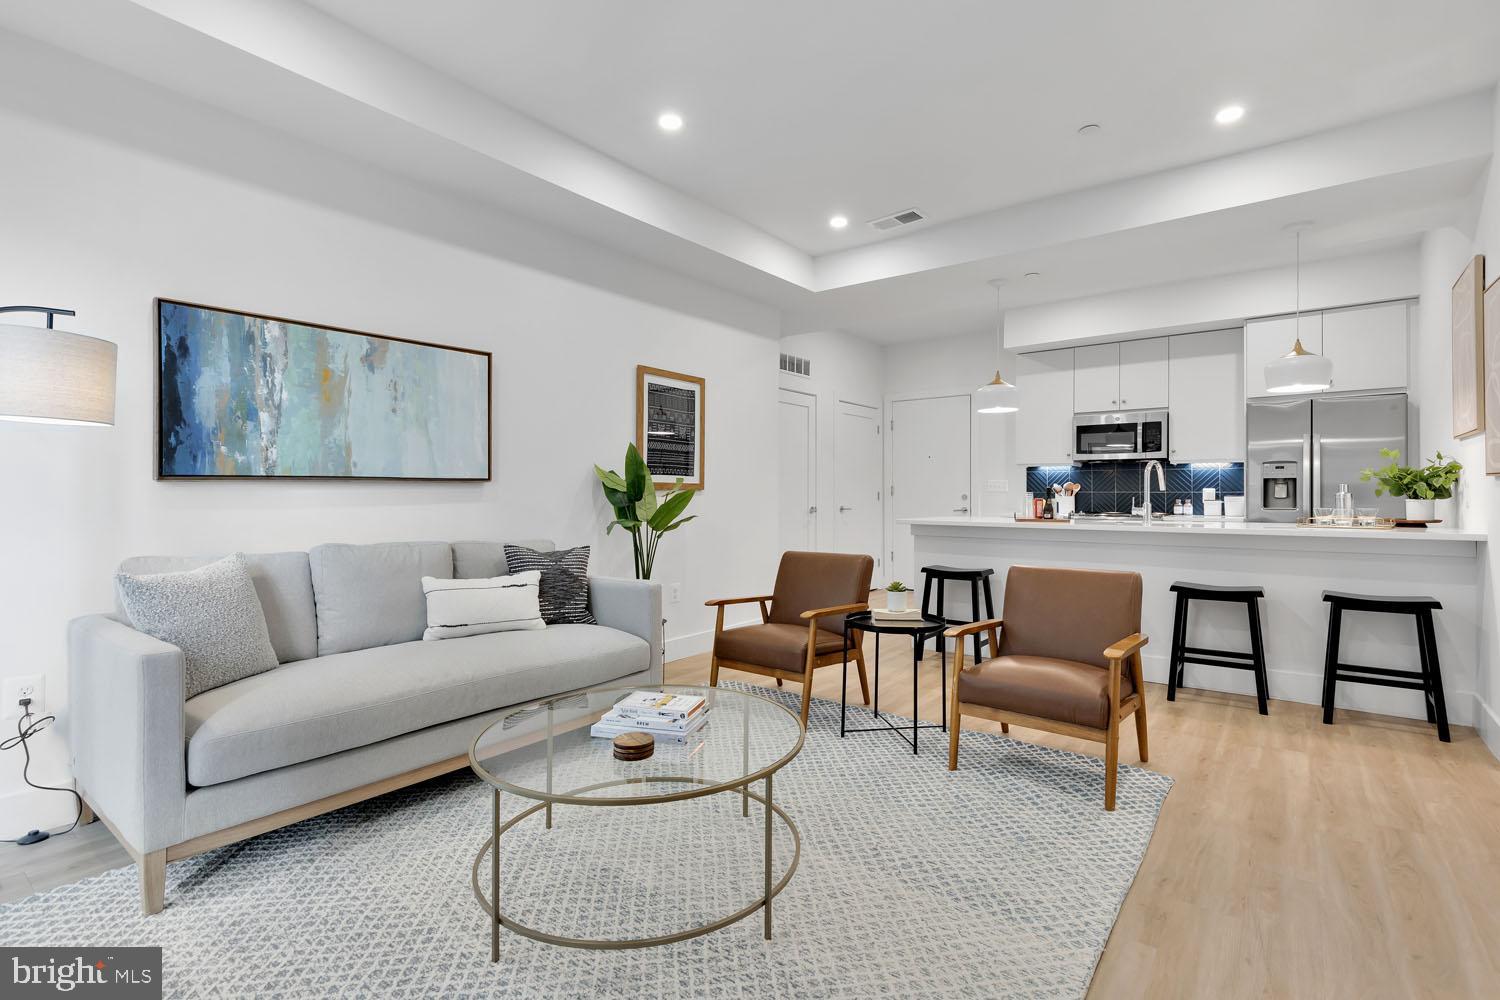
[777,389,817,553]
[890,394,972,586]
[834,401,882,575]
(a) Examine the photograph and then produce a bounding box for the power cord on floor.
[1,698,82,845]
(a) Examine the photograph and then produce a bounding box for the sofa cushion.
[183,624,650,786]
[956,654,1133,730]
[452,539,554,579]
[117,551,316,664]
[116,553,280,698]
[309,541,453,655]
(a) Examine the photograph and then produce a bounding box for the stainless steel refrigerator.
[1246,394,1408,522]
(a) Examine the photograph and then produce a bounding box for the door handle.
[952,506,970,513]
[808,506,817,514]
[839,505,854,512]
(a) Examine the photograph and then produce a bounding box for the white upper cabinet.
[1321,301,1409,394]
[1245,313,1322,397]
[1168,329,1244,463]
[1119,338,1169,410]
[1015,348,1075,465]
[1073,343,1120,412]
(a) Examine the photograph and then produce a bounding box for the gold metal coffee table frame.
[467,685,805,960]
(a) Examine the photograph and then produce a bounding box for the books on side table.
[591,691,710,744]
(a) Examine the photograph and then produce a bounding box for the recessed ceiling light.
[1077,123,1101,135]
[1024,271,1041,279]
[1214,104,1245,125]
[829,215,849,230]
[657,111,684,132]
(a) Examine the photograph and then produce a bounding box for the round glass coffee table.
[468,683,804,961]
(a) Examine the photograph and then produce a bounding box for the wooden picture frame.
[156,298,491,481]
[1453,255,1485,439]
[1485,276,1500,475]
[636,365,705,490]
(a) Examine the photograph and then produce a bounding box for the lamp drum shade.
[0,323,117,425]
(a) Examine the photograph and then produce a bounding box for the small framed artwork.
[156,299,491,480]
[1485,277,1500,474]
[1452,254,1485,439]
[636,365,705,490]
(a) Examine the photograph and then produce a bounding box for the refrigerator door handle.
[1310,433,1321,515]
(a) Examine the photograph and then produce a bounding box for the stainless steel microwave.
[1072,410,1169,462]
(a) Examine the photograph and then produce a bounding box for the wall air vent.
[779,352,812,378]
[868,208,926,231]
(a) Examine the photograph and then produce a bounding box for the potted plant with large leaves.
[1359,449,1462,521]
[594,443,697,579]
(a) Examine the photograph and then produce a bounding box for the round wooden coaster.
[613,731,654,761]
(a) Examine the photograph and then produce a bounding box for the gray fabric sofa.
[67,539,662,914]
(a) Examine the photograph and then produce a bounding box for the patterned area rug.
[0,685,1172,998]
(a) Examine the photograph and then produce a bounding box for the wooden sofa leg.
[140,850,166,915]
[78,797,97,825]
[1104,723,1120,812]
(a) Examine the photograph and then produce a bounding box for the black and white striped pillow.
[504,545,596,625]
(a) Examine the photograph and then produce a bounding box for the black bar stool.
[918,565,996,665]
[1321,591,1449,742]
[1167,581,1269,715]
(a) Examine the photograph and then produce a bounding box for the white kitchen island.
[903,516,1485,725]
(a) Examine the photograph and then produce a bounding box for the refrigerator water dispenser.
[1260,461,1299,512]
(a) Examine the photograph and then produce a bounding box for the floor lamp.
[0,304,116,844]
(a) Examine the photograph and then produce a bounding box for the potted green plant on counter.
[884,580,911,613]
[594,443,696,580]
[1359,449,1462,521]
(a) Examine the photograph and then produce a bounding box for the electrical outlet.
[2,674,45,721]
[668,583,682,605]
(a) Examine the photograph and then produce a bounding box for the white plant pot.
[886,591,908,613]
[1404,498,1435,521]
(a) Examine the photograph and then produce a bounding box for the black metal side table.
[840,611,948,754]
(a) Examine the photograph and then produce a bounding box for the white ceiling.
[306,0,1500,254]
[0,0,1496,344]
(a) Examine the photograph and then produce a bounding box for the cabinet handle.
[839,505,854,512]
[952,506,970,513]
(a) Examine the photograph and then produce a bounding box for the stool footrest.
[1182,654,1260,672]
[1335,662,1423,681]
[1333,671,1427,692]
[1183,645,1254,660]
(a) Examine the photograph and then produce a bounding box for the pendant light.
[1263,225,1333,394]
[976,282,1018,413]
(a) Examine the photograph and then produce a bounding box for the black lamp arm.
[0,305,77,329]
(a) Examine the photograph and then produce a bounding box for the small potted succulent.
[1359,449,1462,521]
[884,580,911,613]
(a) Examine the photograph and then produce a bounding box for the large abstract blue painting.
[157,300,490,480]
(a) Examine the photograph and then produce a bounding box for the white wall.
[883,331,1023,515]
[0,107,782,835]
[1005,245,1421,350]
[777,330,885,556]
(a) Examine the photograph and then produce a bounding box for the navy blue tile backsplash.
[1027,461,1245,514]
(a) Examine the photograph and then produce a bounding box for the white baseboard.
[1475,694,1500,761]
[664,614,761,664]
[0,786,80,842]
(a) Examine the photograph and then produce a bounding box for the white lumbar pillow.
[421,571,546,640]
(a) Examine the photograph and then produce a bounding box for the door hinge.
[890,483,895,495]
[889,419,894,431]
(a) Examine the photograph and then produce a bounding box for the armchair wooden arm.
[1102,633,1149,662]
[799,601,869,620]
[704,594,774,607]
[944,618,1003,640]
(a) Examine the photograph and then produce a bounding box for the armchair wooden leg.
[1130,651,1149,762]
[853,647,872,705]
[1000,722,1009,734]
[709,655,720,687]
[1104,720,1120,812]
[140,850,166,915]
[948,702,962,770]
[798,682,813,727]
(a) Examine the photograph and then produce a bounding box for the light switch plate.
[2,674,45,722]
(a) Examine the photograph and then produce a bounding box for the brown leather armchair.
[945,565,1149,811]
[706,551,874,726]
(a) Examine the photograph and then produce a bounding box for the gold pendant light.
[1264,225,1333,394]
[976,281,1018,413]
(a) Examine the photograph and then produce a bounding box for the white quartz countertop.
[901,515,1485,543]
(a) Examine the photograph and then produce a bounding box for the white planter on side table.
[1404,498,1436,521]
[886,590,909,613]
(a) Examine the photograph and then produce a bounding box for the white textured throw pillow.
[422,571,546,640]
[115,552,280,698]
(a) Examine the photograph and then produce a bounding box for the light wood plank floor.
[6,638,1497,999]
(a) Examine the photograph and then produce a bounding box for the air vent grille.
[869,208,925,231]
[779,352,812,378]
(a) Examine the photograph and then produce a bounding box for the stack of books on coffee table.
[590,691,710,744]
